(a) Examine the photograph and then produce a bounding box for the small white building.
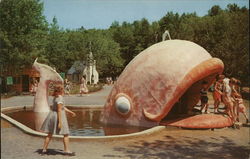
[67,61,85,82]
[83,51,99,85]
[67,51,99,84]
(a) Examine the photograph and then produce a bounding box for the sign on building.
[6,76,13,85]
[59,72,65,79]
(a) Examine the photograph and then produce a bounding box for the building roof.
[67,61,86,74]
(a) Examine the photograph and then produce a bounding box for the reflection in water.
[5,108,149,136]
[34,112,49,131]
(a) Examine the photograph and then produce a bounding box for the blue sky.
[42,0,249,29]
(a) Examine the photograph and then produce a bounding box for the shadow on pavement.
[35,148,65,156]
[242,123,250,127]
[103,135,250,159]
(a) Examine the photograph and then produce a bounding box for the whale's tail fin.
[33,58,38,67]
[33,58,63,84]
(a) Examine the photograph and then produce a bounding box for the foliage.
[69,83,103,94]
[109,4,249,86]
[0,1,249,86]
[82,29,124,77]
[0,0,48,74]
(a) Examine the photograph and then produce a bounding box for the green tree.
[0,0,48,74]
[84,30,124,77]
[150,21,161,43]
[45,17,69,72]
[1,1,248,87]
[208,5,223,16]
[111,22,135,65]
[159,12,182,39]
[133,18,151,49]
[178,13,198,41]
[213,6,249,85]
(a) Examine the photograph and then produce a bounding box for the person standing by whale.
[40,85,76,156]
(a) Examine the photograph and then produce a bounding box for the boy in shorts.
[200,81,209,113]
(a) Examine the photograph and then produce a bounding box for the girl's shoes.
[41,150,47,155]
[64,152,76,156]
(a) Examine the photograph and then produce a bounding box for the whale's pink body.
[101,40,232,128]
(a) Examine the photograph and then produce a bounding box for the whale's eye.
[115,96,131,115]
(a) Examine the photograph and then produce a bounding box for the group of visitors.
[106,76,113,85]
[63,77,89,96]
[200,74,248,124]
[64,78,71,96]
[106,76,119,85]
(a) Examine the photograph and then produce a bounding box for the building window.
[12,77,21,84]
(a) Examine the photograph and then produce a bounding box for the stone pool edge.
[1,106,166,141]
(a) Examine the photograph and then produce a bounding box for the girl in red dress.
[234,93,248,123]
[213,75,224,113]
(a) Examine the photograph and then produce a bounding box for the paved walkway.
[1,85,250,159]
[2,85,112,107]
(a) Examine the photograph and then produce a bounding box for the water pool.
[4,107,149,136]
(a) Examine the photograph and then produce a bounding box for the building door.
[0,76,7,93]
[22,75,29,92]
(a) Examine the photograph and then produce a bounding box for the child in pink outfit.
[79,77,88,96]
[234,93,248,123]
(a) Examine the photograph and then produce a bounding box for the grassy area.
[1,83,104,98]
[68,83,104,94]
[1,91,21,99]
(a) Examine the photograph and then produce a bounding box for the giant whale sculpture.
[101,40,233,128]
[32,58,64,130]
[33,58,64,112]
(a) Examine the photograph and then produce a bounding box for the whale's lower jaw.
[160,114,233,129]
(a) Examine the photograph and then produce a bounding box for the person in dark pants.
[200,81,209,113]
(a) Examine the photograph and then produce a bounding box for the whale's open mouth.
[144,57,233,129]
[160,74,233,129]
[162,74,216,120]
[158,61,233,129]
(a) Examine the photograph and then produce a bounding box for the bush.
[1,91,20,98]
[69,83,103,94]
[241,87,250,100]
[87,83,104,93]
